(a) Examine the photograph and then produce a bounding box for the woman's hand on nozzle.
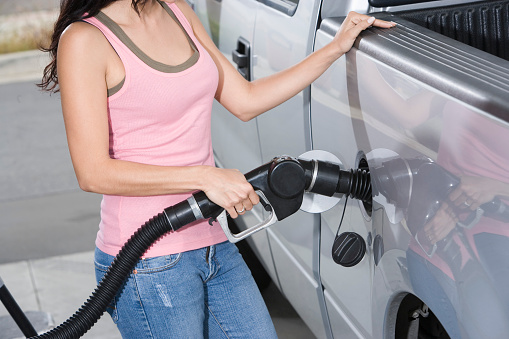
[202,167,260,219]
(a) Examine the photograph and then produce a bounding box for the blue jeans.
[474,232,509,317]
[406,249,461,338]
[94,241,278,338]
[407,244,509,339]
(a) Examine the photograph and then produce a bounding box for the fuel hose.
[25,155,372,338]
[30,198,218,339]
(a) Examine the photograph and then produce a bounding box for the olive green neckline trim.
[96,1,199,73]
[107,77,125,97]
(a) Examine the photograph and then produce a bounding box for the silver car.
[193,0,509,338]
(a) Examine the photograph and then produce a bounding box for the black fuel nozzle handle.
[189,157,306,225]
[188,155,374,222]
[480,197,509,222]
[184,155,373,243]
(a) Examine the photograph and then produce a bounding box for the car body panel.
[252,0,329,336]
[195,0,509,338]
[194,0,282,285]
[313,15,509,338]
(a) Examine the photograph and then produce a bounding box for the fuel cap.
[332,232,366,267]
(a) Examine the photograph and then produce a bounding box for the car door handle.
[232,37,251,81]
[232,50,248,68]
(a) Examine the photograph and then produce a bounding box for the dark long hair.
[39,0,147,92]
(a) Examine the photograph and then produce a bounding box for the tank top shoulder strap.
[164,2,196,40]
[80,15,131,61]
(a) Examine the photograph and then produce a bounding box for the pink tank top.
[409,101,509,279]
[83,2,227,257]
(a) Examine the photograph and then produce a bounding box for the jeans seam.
[204,256,220,283]
[207,304,231,339]
[132,274,155,339]
[205,246,211,264]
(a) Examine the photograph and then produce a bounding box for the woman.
[40,0,395,337]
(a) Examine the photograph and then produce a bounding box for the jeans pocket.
[94,260,120,324]
[134,252,183,274]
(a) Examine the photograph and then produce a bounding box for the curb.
[0,8,57,85]
[0,49,49,85]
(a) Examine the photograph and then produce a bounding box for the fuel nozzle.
[194,153,374,244]
[298,158,372,202]
[262,155,372,204]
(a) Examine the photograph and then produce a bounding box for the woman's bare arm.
[57,21,257,218]
[177,1,395,121]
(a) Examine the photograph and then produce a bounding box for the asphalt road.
[0,80,102,264]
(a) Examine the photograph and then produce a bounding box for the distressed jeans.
[94,241,278,338]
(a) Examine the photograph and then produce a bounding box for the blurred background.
[0,0,57,55]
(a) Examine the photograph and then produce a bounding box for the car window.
[258,0,299,16]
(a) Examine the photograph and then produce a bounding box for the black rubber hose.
[337,168,372,202]
[302,159,372,203]
[24,156,372,338]
[31,201,196,339]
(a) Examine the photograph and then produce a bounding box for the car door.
[193,0,261,173]
[311,3,509,338]
[251,0,330,337]
[311,18,378,336]
[194,0,282,282]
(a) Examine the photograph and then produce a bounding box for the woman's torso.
[81,1,227,257]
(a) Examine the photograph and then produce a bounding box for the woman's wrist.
[192,165,215,192]
[320,41,345,66]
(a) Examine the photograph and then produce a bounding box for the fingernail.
[368,17,375,24]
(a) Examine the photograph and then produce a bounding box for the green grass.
[0,10,56,54]
[0,28,52,54]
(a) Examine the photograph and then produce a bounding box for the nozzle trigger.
[208,207,224,226]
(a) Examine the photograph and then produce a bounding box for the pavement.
[0,4,316,339]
